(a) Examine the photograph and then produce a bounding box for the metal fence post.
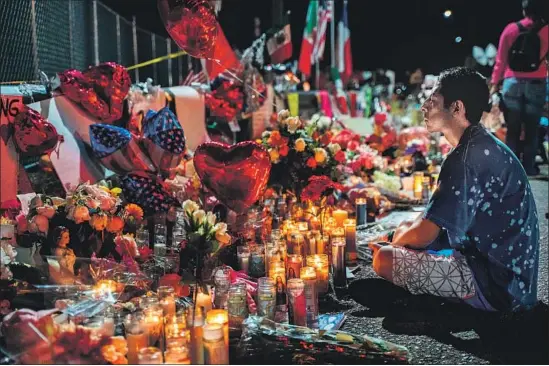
[167,38,173,86]
[116,14,122,64]
[68,0,74,68]
[151,33,157,82]
[30,0,39,77]
[178,53,183,85]
[92,0,99,65]
[132,16,139,82]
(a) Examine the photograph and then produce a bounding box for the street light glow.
[444,10,452,18]
[455,36,462,43]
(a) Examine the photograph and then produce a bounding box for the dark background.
[100,0,521,82]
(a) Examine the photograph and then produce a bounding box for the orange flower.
[306,157,317,169]
[279,144,290,157]
[124,204,143,222]
[268,130,282,145]
[106,216,124,233]
[90,214,108,231]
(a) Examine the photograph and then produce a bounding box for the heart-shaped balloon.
[58,62,131,123]
[193,141,271,213]
[142,107,186,178]
[120,172,178,215]
[90,124,156,175]
[158,0,218,59]
[13,106,62,156]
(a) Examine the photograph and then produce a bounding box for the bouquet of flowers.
[259,110,346,200]
[65,182,123,232]
[178,200,232,281]
[1,217,17,281]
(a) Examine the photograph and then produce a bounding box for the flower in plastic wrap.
[115,234,139,258]
[159,273,190,297]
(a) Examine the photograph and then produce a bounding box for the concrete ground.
[330,168,548,364]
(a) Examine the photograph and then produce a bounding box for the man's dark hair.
[522,0,548,22]
[437,67,489,125]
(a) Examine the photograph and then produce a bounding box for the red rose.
[279,144,290,157]
[347,140,359,152]
[334,150,346,163]
[306,157,317,169]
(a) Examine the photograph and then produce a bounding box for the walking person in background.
[490,0,548,176]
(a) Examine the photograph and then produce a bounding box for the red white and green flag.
[267,22,292,64]
[298,0,318,78]
[337,0,353,84]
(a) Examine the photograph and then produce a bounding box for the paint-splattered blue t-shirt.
[424,125,539,311]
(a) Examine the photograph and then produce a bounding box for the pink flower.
[86,197,100,209]
[115,235,138,258]
[99,196,115,211]
[347,140,359,152]
[16,214,28,234]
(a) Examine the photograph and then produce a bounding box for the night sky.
[101,0,522,82]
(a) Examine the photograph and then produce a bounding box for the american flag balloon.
[120,172,177,215]
[142,107,186,178]
[90,124,156,175]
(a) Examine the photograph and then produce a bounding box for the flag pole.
[315,61,320,90]
[330,0,335,68]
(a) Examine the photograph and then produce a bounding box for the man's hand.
[489,83,499,96]
[392,217,440,249]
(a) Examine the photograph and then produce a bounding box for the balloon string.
[211,58,265,100]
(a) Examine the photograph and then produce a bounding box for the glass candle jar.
[164,345,191,364]
[332,209,348,228]
[257,278,276,320]
[213,266,231,309]
[164,314,189,349]
[331,237,347,288]
[237,245,251,274]
[289,233,304,256]
[206,309,229,348]
[355,198,367,226]
[157,286,176,318]
[138,347,163,364]
[227,283,248,329]
[286,279,307,327]
[125,313,148,365]
[249,244,266,278]
[306,254,329,295]
[343,219,357,267]
[300,267,319,329]
[413,171,424,199]
[287,254,303,280]
[202,324,228,365]
[143,306,164,347]
[269,259,286,286]
[186,306,204,365]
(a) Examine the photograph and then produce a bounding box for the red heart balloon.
[13,106,62,156]
[193,141,271,213]
[58,62,131,123]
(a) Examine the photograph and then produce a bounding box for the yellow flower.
[192,209,206,224]
[314,148,328,165]
[183,200,199,214]
[286,117,301,134]
[110,187,122,196]
[277,109,290,123]
[255,139,262,144]
[294,138,306,152]
[269,148,280,163]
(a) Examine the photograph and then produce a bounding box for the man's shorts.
[391,246,477,301]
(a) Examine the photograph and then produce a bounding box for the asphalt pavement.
[330,168,549,365]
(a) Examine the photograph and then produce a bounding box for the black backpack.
[508,21,548,72]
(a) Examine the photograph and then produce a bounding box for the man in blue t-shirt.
[370,67,540,312]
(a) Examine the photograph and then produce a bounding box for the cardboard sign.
[0,95,22,203]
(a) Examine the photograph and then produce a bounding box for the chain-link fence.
[0,0,189,86]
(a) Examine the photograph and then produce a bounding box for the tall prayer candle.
[332,209,348,227]
[307,254,329,295]
[331,238,347,288]
[195,288,212,313]
[355,198,367,226]
[202,324,228,365]
[143,306,163,347]
[287,279,307,327]
[125,314,148,365]
[186,307,204,365]
[413,172,424,199]
[343,219,357,266]
[158,286,176,318]
[237,245,251,274]
[206,309,229,348]
[300,267,319,329]
[287,254,303,280]
[269,259,286,285]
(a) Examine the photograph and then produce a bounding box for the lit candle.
[137,347,163,364]
[413,171,424,199]
[332,209,348,227]
[158,286,176,318]
[287,254,302,280]
[307,254,329,295]
[202,324,228,365]
[95,280,118,298]
[355,198,367,226]
[143,306,164,347]
[331,237,347,288]
[300,267,319,329]
[289,232,304,256]
[331,227,345,240]
[164,345,191,364]
[206,309,229,348]
[227,283,248,330]
[269,259,286,286]
[286,279,307,327]
[265,242,277,275]
[164,315,189,348]
[195,288,212,313]
[297,221,308,233]
[305,232,316,257]
[186,307,204,365]
[309,216,321,231]
[237,245,251,274]
[343,219,357,267]
[125,314,148,365]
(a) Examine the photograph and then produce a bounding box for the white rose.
[310,113,320,124]
[192,210,206,224]
[183,200,199,214]
[213,222,227,235]
[319,116,332,128]
[328,143,342,154]
[206,212,217,226]
[277,109,290,123]
[287,117,301,134]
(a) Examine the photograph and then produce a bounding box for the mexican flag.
[337,0,353,84]
[267,23,292,64]
[298,0,318,78]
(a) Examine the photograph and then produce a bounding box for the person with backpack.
[490,0,548,176]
